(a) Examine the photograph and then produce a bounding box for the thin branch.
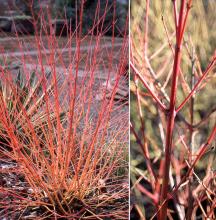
[136,183,158,204]
[143,0,150,56]
[172,0,178,35]
[192,107,216,129]
[177,55,216,113]
[130,62,167,111]
[149,32,175,60]
[130,122,157,182]
[159,1,188,219]
[186,46,196,220]
[152,124,216,220]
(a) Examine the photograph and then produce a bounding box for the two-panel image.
[0,0,215,219]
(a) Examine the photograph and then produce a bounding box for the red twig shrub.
[130,1,215,219]
[0,1,128,219]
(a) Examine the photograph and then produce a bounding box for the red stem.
[179,0,193,43]
[159,1,187,219]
